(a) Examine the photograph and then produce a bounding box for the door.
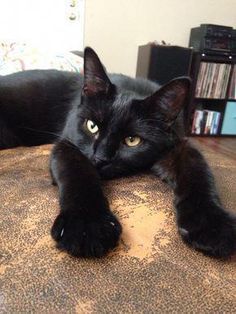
[0,0,84,52]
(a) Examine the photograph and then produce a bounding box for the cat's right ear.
[83,47,114,97]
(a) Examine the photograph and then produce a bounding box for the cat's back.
[0,69,82,96]
[0,70,83,147]
[0,69,83,121]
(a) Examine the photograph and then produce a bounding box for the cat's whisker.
[18,126,81,151]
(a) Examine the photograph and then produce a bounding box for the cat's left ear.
[83,47,114,97]
[145,77,191,123]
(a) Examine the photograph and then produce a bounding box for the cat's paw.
[178,208,236,258]
[51,211,122,258]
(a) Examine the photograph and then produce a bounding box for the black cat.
[0,47,235,258]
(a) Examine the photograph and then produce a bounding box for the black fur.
[0,47,235,258]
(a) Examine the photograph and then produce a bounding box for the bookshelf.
[187,52,236,136]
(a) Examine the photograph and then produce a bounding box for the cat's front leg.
[152,140,236,258]
[50,140,122,258]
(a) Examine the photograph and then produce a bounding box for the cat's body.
[0,70,162,147]
[1,48,235,258]
[0,69,80,148]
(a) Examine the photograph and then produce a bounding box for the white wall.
[84,0,236,76]
[0,0,84,52]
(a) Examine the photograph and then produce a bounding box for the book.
[204,110,212,134]
[192,110,203,134]
[191,109,221,135]
[229,65,236,99]
[209,111,221,134]
[210,112,216,134]
[191,110,198,134]
[201,110,208,134]
[196,62,232,99]
[213,112,221,134]
[195,62,204,97]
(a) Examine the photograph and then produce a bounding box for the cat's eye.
[124,136,141,147]
[86,119,99,134]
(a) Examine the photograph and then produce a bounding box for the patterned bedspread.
[0,41,83,75]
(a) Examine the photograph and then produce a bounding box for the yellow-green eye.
[86,120,99,134]
[124,136,141,147]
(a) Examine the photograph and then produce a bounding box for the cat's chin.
[98,169,122,180]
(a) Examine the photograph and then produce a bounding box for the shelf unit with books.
[187,52,236,137]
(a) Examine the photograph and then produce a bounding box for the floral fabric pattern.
[0,42,83,75]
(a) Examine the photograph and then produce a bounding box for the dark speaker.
[136,44,193,85]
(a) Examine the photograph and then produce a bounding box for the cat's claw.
[51,211,122,258]
[178,227,189,236]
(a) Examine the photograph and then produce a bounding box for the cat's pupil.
[86,119,99,134]
[124,136,141,147]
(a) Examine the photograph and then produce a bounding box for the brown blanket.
[0,141,236,312]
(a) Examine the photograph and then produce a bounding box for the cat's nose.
[92,156,109,169]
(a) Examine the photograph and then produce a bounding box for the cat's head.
[76,47,190,179]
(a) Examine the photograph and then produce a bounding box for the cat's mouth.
[90,157,119,179]
[96,163,128,180]
[91,157,135,179]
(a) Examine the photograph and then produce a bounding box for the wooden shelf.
[187,51,236,137]
[195,97,236,101]
[200,54,234,63]
[190,133,233,137]
[195,97,228,101]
